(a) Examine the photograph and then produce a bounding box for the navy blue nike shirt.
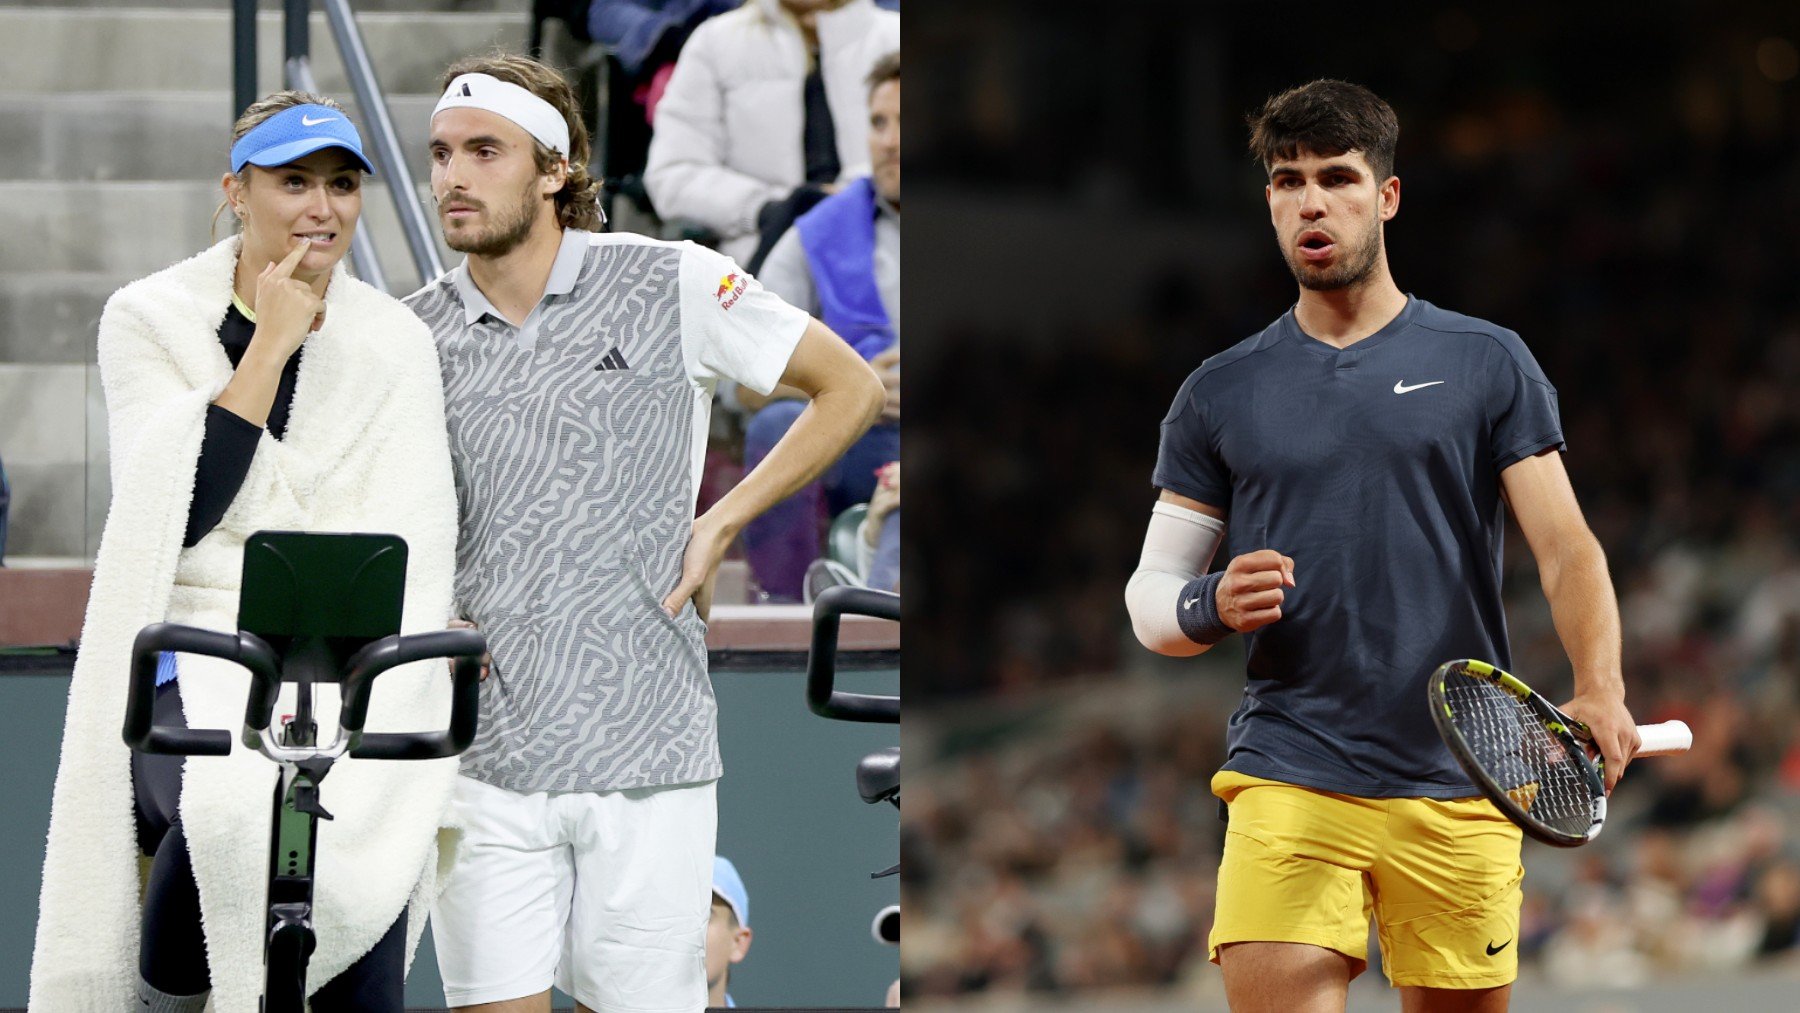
[1154,296,1565,797]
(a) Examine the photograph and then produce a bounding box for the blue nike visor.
[230,103,376,175]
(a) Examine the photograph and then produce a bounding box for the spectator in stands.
[707,856,755,1007]
[740,51,900,600]
[756,50,898,332]
[31,92,459,1012]
[643,0,898,266]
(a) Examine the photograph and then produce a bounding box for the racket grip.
[1636,720,1692,756]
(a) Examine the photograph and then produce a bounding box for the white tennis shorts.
[431,773,718,1012]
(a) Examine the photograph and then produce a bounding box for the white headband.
[433,73,571,158]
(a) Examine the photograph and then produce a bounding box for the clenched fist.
[1215,549,1296,633]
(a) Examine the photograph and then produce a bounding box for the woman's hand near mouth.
[253,239,327,359]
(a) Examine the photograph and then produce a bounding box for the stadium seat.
[828,503,870,572]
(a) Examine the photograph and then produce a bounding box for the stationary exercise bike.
[805,585,900,947]
[123,531,486,1012]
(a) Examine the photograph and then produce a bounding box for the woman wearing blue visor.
[32,92,460,1012]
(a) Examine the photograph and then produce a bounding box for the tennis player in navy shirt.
[1124,80,1643,1012]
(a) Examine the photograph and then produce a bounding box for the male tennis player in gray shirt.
[405,55,882,1013]
[1125,80,1642,1013]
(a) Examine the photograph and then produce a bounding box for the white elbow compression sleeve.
[1124,502,1226,655]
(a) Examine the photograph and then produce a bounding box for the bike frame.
[123,532,483,1009]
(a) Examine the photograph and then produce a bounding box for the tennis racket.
[1428,659,1692,847]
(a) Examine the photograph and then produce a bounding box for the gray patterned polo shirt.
[405,229,808,792]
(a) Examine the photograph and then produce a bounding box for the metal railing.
[231,0,446,292]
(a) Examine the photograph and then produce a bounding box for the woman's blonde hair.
[210,91,352,241]
[438,53,603,231]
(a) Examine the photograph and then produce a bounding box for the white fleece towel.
[30,236,463,1011]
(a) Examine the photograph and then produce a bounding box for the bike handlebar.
[806,586,899,724]
[126,624,280,755]
[123,623,486,760]
[343,629,485,759]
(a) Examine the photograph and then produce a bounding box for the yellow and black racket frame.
[1428,658,1608,847]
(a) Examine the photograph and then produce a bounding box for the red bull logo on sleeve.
[715,272,747,310]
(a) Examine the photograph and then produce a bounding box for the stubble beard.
[1283,218,1384,292]
[444,185,541,257]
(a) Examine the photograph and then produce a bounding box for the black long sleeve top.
[181,298,303,547]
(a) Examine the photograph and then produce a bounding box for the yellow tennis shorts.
[1208,770,1524,989]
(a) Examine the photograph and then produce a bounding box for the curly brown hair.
[439,53,603,231]
[212,90,351,240]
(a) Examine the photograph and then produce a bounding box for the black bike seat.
[856,746,900,805]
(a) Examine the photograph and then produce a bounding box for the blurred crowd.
[906,2,1800,1002]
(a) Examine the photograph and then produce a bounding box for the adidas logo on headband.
[433,73,570,158]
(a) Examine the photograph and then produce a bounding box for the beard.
[442,185,539,257]
[1281,218,1383,291]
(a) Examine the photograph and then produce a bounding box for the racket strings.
[1443,667,1594,837]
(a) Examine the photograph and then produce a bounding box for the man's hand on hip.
[662,512,735,623]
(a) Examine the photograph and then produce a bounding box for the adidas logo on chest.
[592,347,631,372]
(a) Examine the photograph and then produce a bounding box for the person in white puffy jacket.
[643,0,899,265]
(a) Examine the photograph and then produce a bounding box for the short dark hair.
[867,51,899,100]
[1247,79,1399,181]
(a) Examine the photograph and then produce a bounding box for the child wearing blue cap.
[32,91,461,1013]
[707,856,754,1008]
